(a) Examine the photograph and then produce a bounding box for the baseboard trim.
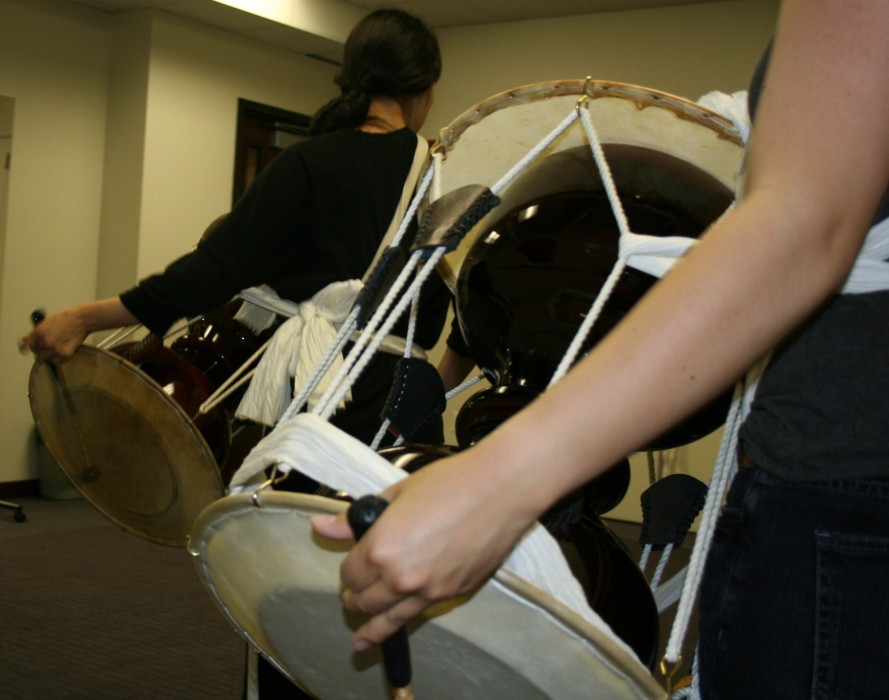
[0,479,40,499]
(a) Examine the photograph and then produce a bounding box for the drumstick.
[31,309,99,483]
[347,495,415,700]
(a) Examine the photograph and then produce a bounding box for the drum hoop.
[29,345,224,546]
[436,78,743,158]
[191,491,665,698]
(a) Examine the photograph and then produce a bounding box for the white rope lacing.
[490,108,582,195]
[641,543,675,594]
[95,324,141,349]
[278,309,361,423]
[661,357,767,697]
[445,373,484,401]
[548,104,633,387]
[316,249,446,421]
[197,339,270,415]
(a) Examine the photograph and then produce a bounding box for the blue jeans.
[697,465,889,699]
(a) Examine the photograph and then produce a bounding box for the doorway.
[232,99,310,205]
[0,95,14,327]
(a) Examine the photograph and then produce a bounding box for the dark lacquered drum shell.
[170,299,278,405]
[455,144,734,450]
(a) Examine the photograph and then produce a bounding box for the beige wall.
[427,0,778,135]
[0,0,112,484]
[0,0,336,483]
[0,0,778,526]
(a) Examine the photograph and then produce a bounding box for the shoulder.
[290,128,417,160]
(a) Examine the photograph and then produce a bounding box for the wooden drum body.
[432,80,744,450]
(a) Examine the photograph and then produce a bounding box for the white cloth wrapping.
[841,215,889,294]
[697,89,751,144]
[692,89,889,293]
[235,280,362,426]
[228,413,643,667]
[238,284,303,318]
[621,184,889,291]
[621,231,697,279]
[615,91,750,282]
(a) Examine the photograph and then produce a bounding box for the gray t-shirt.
[737,40,889,481]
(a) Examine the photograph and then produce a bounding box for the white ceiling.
[348,0,719,27]
[61,0,719,64]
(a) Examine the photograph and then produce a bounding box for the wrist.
[69,303,100,336]
[464,428,562,528]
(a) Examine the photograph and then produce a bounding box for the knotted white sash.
[235,280,362,425]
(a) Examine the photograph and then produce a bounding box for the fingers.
[18,333,34,356]
[310,512,355,541]
[20,331,74,364]
[18,311,86,364]
[349,595,431,651]
[19,331,52,362]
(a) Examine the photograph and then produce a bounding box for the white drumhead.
[189,492,664,699]
[432,79,744,289]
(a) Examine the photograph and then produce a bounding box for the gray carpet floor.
[0,496,245,699]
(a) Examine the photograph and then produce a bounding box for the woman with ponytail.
[24,8,450,446]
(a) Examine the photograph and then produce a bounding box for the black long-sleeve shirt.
[120,127,450,443]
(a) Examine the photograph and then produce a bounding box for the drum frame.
[190,491,666,700]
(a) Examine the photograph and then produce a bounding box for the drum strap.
[363,133,430,283]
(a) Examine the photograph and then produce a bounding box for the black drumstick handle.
[347,495,413,693]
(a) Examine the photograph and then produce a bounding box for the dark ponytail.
[309,9,441,135]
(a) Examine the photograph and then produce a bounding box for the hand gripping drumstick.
[347,495,414,700]
[31,309,99,483]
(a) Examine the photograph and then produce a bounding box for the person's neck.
[360,97,407,134]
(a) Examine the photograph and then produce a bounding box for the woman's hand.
[19,298,138,364]
[20,308,92,364]
[311,450,536,650]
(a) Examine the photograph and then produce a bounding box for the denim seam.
[813,532,835,699]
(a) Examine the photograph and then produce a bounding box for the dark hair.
[309,9,441,135]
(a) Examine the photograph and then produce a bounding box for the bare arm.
[313,0,889,649]
[436,346,478,392]
[20,297,138,364]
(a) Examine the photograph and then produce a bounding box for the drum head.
[189,492,664,699]
[29,346,224,546]
[433,79,744,289]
